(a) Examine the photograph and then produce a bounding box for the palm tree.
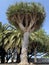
[0,23,17,47]
[0,22,22,62]
[6,2,46,65]
[0,22,9,63]
[0,30,21,51]
[29,29,48,62]
[0,22,7,46]
[0,23,22,62]
[0,27,48,63]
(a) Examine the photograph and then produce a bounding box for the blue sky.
[0,0,49,34]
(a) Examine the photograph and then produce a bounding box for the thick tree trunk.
[19,32,30,65]
[34,47,37,63]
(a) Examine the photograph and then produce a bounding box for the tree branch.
[18,14,24,23]
[27,19,35,32]
[27,14,37,32]
[14,15,25,32]
[18,23,25,32]
[25,14,28,28]
[30,27,35,32]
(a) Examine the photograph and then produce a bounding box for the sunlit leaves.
[6,2,46,30]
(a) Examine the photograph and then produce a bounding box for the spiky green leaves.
[0,30,22,51]
[6,2,46,31]
[7,2,45,15]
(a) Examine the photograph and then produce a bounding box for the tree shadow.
[0,46,7,63]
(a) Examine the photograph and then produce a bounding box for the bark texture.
[18,32,30,65]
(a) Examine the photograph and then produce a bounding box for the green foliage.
[0,29,22,51]
[7,2,45,14]
[0,22,8,46]
[6,2,46,29]
[0,26,49,53]
[29,29,48,52]
[0,22,6,32]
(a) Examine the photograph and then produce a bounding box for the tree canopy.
[6,2,46,32]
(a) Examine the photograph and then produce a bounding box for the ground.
[0,63,49,65]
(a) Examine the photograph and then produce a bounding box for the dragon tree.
[6,2,46,65]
